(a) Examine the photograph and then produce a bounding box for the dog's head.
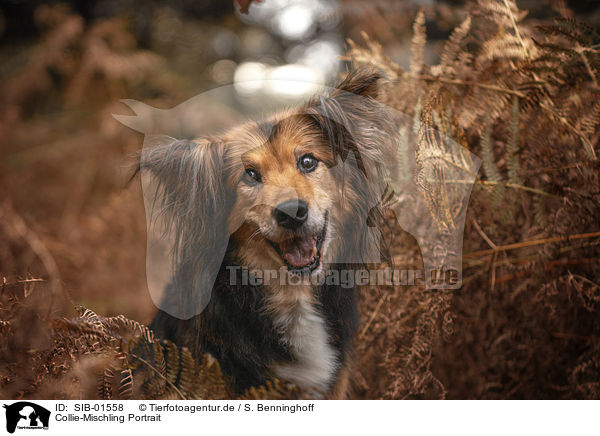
[140,67,397,315]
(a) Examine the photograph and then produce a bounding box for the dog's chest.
[267,287,338,394]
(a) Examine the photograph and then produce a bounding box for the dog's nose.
[273,199,308,229]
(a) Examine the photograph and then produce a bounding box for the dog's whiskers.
[248,228,262,242]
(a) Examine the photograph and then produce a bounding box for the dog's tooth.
[312,246,317,258]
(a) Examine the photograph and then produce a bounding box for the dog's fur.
[143,68,397,398]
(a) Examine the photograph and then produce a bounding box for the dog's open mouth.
[267,212,328,273]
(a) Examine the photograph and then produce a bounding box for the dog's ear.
[139,136,231,319]
[334,66,382,99]
[304,67,395,173]
[304,67,398,265]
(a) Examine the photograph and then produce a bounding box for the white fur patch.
[268,285,338,396]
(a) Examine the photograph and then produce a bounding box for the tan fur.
[224,114,346,394]
[227,114,340,275]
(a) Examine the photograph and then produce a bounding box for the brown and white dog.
[143,68,397,398]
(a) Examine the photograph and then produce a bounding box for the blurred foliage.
[1,0,600,399]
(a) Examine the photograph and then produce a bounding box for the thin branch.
[490,257,600,285]
[524,160,597,176]
[464,231,600,259]
[479,180,560,198]
[471,218,497,249]
[414,75,526,97]
[359,294,387,339]
[464,241,600,269]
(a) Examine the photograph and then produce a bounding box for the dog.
[142,68,398,398]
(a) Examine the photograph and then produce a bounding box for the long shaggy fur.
[143,67,398,397]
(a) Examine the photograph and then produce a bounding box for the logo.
[114,80,480,319]
[3,402,50,433]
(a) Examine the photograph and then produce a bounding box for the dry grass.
[1,1,599,399]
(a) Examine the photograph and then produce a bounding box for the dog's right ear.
[139,136,231,319]
[139,137,229,217]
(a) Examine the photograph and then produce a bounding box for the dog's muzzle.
[267,211,328,273]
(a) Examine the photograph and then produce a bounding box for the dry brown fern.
[348,0,600,399]
[1,283,301,400]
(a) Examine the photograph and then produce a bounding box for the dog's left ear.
[305,67,396,175]
[304,67,398,265]
[334,66,382,100]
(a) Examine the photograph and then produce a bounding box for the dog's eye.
[298,154,318,173]
[243,168,261,185]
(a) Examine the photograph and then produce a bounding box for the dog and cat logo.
[2,402,50,433]
[114,81,481,319]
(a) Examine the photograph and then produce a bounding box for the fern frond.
[577,99,600,137]
[482,34,534,61]
[475,0,527,29]
[164,340,180,385]
[481,131,501,182]
[410,9,426,76]
[119,367,133,399]
[538,18,599,47]
[441,15,472,68]
[178,347,195,395]
[479,118,506,205]
[345,32,401,79]
[533,195,547,228]
[506,96,522,185]
[99,366,114,399]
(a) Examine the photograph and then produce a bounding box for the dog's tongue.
[279,236,317,268]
